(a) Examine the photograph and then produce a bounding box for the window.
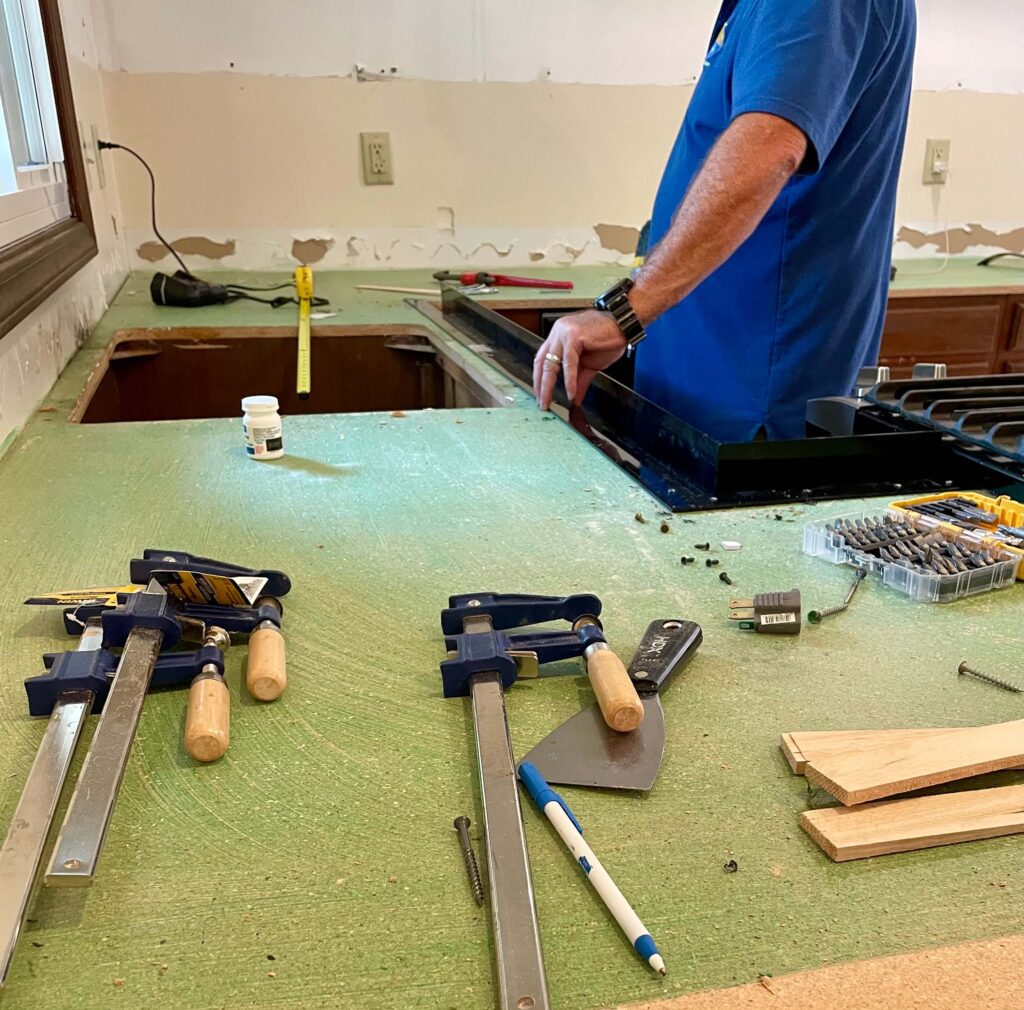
[0,0,94,341]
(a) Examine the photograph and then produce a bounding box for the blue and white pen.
[518,761,666,976]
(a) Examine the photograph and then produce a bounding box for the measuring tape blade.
[295,266,313,398]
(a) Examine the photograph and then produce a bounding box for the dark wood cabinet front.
[880,289,1024,377]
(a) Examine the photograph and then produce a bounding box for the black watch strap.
[594,278,646,351]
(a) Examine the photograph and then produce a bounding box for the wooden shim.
[781,728,952,775]
[803,720,1024,806]
[780,732,807,773]
[802,785,1024,861]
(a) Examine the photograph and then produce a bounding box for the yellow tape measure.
[295,266,313,398]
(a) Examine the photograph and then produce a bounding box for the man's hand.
[533,310,627,410]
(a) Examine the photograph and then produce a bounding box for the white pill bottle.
[241,395,284,460]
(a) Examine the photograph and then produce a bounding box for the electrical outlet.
[923,138,951,185]
[360,131,394,185]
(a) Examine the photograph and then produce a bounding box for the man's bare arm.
[534,112,808,409]
[629,112,808,325]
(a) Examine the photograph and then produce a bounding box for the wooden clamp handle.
[586,647,644,732]
[184,673,230,762]
[247,624,287,700]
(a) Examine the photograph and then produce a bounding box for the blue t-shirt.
[634,0,916,441]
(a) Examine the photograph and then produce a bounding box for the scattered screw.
[634,512,647,524]
[694,542,710,550]
[453,816,485,905]
[660,521,671,533]
[723,860,739,873]
[719,572,733,585]
[680,556,695,565]
[808,569,866,624]
[957,662,1022,694]
[705,558,720,567]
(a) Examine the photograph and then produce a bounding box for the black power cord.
[98,140,329,308]
[98,140,193,276]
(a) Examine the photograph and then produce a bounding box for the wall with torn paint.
[0,1,128,448]
[92,0,1024,93]
[91,0,1024,271]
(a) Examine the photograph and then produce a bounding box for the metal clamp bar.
[471,672,549,1010]
[0,691,93,988]
[44,627,164,886]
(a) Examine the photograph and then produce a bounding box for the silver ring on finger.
[544,352,562,365]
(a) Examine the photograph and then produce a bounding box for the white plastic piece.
[721,541,742,551]
[242,395,284,461]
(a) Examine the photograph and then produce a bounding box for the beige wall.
[98,70,1024,273]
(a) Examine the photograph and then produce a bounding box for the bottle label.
[244,417,283,456]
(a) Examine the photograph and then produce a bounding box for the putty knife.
[520,619,702,791]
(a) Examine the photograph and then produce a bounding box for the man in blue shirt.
[534,0,916,441]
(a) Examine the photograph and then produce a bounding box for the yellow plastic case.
[889,491,1024,580]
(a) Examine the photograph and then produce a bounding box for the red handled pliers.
[433,270,574,290]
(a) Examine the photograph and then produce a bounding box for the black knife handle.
[627,619,702,695]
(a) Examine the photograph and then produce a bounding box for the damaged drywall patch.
[594,223,640,255]
[897,222,1024,254]
[544,240,592,265]
[469,242,513,259]
[436,206,455,235]
[136,236,237,261]
[291,237,335,264]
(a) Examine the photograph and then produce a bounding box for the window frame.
[0,0,95,344]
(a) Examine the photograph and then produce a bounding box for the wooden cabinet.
[879,289,1024,378]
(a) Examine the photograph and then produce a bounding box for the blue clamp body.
[173,599,282,633]
[100,591,183,649]
[26,647,220,717]
[441,592,601,635]
[441,628,604,698]
[518,761,583,834]
[130,549,291,598]
[65,598,281,637]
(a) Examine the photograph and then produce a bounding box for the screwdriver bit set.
[803,509,1020,603]
[890,491,1024,575]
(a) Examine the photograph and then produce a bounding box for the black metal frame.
[431,290,1024,511]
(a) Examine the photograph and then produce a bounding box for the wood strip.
[780,732,807,773]
[801,785,1024,861]
[803,720,1024,806]
[781,728,952,775]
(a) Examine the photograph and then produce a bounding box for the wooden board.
[617,935,1024,1010]
[801,785,1024,861]
[803,720,1024,806]
[781,728,954,775]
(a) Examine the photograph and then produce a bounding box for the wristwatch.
[594,278,647,355]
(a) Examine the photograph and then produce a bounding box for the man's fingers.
[562,342,581,400]
[533,340,554,400]
[574,366,598,406]
[538,355,560,410]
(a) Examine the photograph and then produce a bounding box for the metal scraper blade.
[520,695,665,791]
[520,618,701,792]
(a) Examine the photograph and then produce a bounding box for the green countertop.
[0,267,1020,1010]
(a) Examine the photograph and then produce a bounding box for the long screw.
[453,815,485,906]
[957,662,1023,694]
[808,569,866,624]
